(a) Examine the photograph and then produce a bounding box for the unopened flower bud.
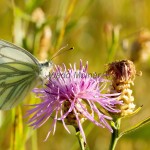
[38,26,52,60]
[130,29,150,62]
[32,8,45,27]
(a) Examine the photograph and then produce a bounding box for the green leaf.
[14,7,31,21]
[25,0,44,13]
[119,116,150,138]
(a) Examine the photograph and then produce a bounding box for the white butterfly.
[0,40,53,110]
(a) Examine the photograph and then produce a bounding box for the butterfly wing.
[0,40,41,110]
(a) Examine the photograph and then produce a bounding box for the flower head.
[106,60,136,85]
[106,60,141,117]
[27,60,121,142]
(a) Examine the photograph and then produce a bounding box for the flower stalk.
[75,127,89,150]
[109,118,121,150]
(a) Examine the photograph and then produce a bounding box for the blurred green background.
[0,0,150,150]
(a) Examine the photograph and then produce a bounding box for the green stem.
[107,25,120,62]
[109,118,121,150]
[75,127,90,150]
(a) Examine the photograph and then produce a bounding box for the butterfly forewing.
[0,40,39,64]
[0,40,41,110]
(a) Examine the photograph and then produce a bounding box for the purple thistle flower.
[26,60,121,142]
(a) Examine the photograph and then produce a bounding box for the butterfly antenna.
[50,45,74,60]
